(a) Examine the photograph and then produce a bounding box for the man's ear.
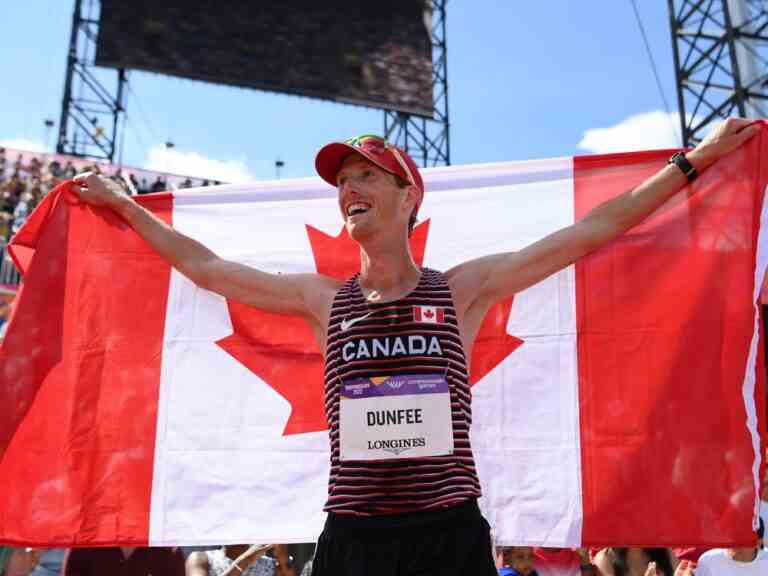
[407,185,423,210]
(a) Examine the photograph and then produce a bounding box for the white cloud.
[144,145,256,183]
[578,111,684,154]
[0,138,47,153]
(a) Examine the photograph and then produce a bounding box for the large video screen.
[96,0,434,117]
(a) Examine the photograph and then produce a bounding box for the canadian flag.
[0,134,767,548]
[413,305,445,324]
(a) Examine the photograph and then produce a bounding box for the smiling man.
[74,120,758,576]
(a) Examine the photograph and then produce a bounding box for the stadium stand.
[0,146,221,288]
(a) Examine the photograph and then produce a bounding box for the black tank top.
[323,268,482,515]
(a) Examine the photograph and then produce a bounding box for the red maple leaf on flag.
[424,309,435,319]
[216,219,523,435]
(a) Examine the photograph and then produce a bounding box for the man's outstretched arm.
[73,174,340,320]
[448,118,760,318]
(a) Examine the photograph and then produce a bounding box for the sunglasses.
[344,134,416,188]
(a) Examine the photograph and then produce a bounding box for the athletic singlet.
[323,267,482,515]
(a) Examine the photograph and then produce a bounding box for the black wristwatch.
[668,151,698,182]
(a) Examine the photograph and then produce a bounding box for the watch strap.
[669,151,698,182]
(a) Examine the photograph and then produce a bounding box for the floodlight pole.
[384,0,450,167]
[668,0,768,146]
[58,0,127,162]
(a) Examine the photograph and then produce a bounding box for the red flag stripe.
[574,147,766,546]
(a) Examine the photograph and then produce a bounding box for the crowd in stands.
[0,146,220,242]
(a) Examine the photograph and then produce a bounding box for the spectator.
[48,159,63,179]
[534,548,581,576]
[128,173,141,195]
[150,176,166,193]
[11,192,32,235]
[694,520,767,575]
[3,548,43,576]
[496,546,538,576]
[61,546,185,576]
[28,549,64,576]
[62,160,76,179]
[12,154,24,175]
[592,548,673,576]
[180,177,193,189]
[186,544,278,576]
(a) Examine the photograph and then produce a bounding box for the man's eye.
[362,170,373,179]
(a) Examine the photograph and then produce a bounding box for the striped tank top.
[323,267,482,515]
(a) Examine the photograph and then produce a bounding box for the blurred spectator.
[534,548,581,576]
[150,176,166,193]
[48,159,62,178]
[186,544,280,576]
[128,173,141,195]
[0,547,10,575]
[62,160,76,179]
[12,154,24,174]
[180,177,193,189]
[62,546,185,576]
[496,546,537,576]
[592,548,673,576]
[694,521,767,575]
[11,192,32,236]
[28,549,64,576]
[3,548,43,576]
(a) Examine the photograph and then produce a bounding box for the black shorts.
[310,499,497,576]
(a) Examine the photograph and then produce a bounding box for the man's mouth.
[346,202,371,217]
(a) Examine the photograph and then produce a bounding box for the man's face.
[336,154,415,241]
[499,547,535,576]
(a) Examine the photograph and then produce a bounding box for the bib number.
[339,374,454,461]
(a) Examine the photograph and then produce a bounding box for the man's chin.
[347,221,371,242]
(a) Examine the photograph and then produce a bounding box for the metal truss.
[669,0,768,146]
[57,0,126,161]
[385,0,450,167]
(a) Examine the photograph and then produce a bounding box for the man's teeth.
[347,204,370,216]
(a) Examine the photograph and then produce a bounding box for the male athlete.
[74,119,758,576]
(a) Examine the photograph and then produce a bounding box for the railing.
[0,241,21,288]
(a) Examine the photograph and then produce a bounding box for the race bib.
[339,374,454,461]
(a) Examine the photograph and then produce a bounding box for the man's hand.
[234,544,273,570]
[689,117,761,171]
[72,173,128,209]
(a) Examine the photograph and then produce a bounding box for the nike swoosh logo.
[340,311,374,331]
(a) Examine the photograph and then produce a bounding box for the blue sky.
[0,1,682,182]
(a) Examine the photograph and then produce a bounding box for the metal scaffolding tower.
[668,0,768,146]
[385,0,450,167]
[57,0,126,162]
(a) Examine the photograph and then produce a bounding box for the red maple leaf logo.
[216,219,523,435]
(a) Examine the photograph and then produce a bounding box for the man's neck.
[728,547,758,562]
[358,237,420,301]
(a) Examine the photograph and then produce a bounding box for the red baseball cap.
[315,134,424,193]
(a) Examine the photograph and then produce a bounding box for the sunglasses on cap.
[344,134,417,188]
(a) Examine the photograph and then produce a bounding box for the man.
[496,546,538,576]
[74,119,758,576]
[694,519,767,575]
